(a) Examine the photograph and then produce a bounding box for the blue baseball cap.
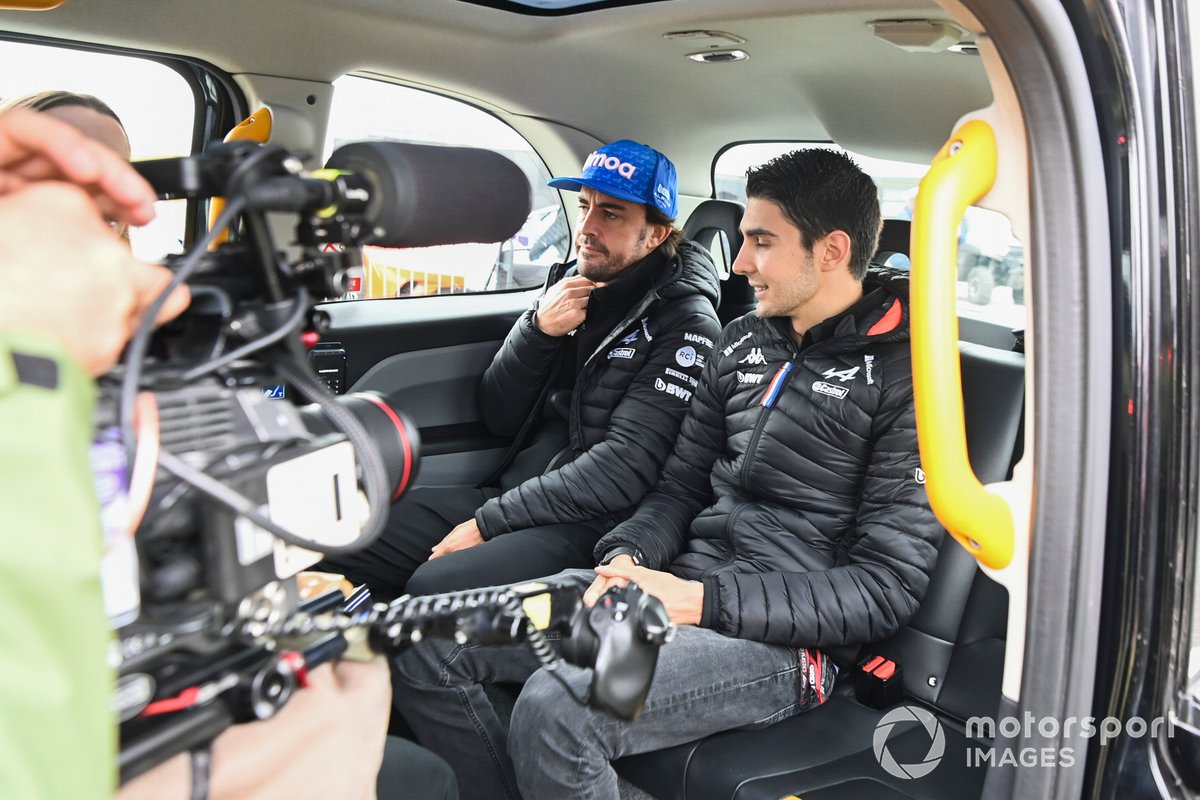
[548,139,679,220]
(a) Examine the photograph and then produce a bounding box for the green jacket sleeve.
[0,330,114,799]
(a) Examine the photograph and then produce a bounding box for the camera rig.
[107,139,672,783]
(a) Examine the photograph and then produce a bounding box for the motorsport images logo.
[872,705,946,780]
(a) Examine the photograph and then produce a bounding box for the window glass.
[324,76,568,300]
[0,40,197,262]
[715,143,1026,330]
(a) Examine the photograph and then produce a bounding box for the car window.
[715,142,1026,331]
[0,39,197,263]
[323,76,568,301]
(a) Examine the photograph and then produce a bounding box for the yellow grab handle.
[910,119,1014,570]
[209,107,273,247]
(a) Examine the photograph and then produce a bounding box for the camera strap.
[189,746,212,800]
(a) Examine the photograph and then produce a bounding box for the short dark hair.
[745,149,882,280]
[0,90,124,128]
[645,205,684,260]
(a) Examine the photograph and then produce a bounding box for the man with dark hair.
[388,147,943,800]
[322,139,721,598]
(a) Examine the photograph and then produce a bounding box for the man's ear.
[647,222,672,250]
[816,230,853,273]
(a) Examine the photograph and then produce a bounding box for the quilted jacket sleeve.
[475,304,720,538]
[592,349,727,567]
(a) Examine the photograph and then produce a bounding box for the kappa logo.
[739,347,767,366]
[684,332,714,349]
[619,329,639,345]
[864,354,876,385]
[654,377,693,402]
[737,370,765,385]
[585,150,638,179]
[608,347,636,360]
[664,367,699,387]
[675,346,698,368]
[823,365,860,383]
[723,330,754,356]
[812,381,849,400]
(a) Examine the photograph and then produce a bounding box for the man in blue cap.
[322,139,721,597]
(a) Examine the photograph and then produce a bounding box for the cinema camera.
[103,140,672,782]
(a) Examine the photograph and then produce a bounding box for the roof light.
[869,19,967,53]
[686,49,749,64]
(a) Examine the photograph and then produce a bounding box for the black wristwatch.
[600,547,642,567]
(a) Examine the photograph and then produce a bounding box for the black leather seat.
[682,199,749,327]
[615,341,1025,800]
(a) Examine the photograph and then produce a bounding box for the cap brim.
[547,175,649,207]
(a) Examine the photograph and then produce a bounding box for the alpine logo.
[723,330,754,356]
[608,347,636,360]
[822,365,860,383]
[812,381,849,399]
[654,377,693,402]
[619,329,639,345]
[739,347,767,366]
[737,370,765,385]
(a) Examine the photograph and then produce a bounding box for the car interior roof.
[0,0,992,195]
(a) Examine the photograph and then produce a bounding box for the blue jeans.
[391,570,836,800]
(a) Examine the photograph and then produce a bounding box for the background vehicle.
[1,0,1197,797]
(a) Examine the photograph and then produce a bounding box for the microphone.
[322,141,533,248]
[136,140,533,249]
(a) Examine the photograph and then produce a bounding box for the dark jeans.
[378,735,458,799]
[391,569,838,800]
[320,487,609,599]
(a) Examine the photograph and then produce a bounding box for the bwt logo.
[585,151,638,179]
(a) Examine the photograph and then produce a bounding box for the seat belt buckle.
[854,654,904,708]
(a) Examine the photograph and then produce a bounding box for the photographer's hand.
[429,518,485,559]
[534,275,599,336]
[0,108,156,226]
[0,183,189,376]
[591,561,704,626]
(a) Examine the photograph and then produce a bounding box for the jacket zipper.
[739,359,797,490]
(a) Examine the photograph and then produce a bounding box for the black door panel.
[316,291,534,487]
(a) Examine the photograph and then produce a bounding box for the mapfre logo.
[585,151,638,179]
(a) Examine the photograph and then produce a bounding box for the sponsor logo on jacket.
[723,330,754,357]
[822,365,860,383]
[739,347,767,366]
[737,370,765,385]
[665,367,699,387]
[675,346,698,367]
[655,377,693,402]
[684,332,714,349]
[864,354,876,385]
[608,347,636,360]
[619,329,639,345]
[812,381,849,399]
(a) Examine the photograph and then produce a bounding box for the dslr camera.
[103,138,672,782]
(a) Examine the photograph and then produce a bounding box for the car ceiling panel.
[0,0,990,188]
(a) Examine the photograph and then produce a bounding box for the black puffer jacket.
[596,268,942,648]
[474,239,721,538]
